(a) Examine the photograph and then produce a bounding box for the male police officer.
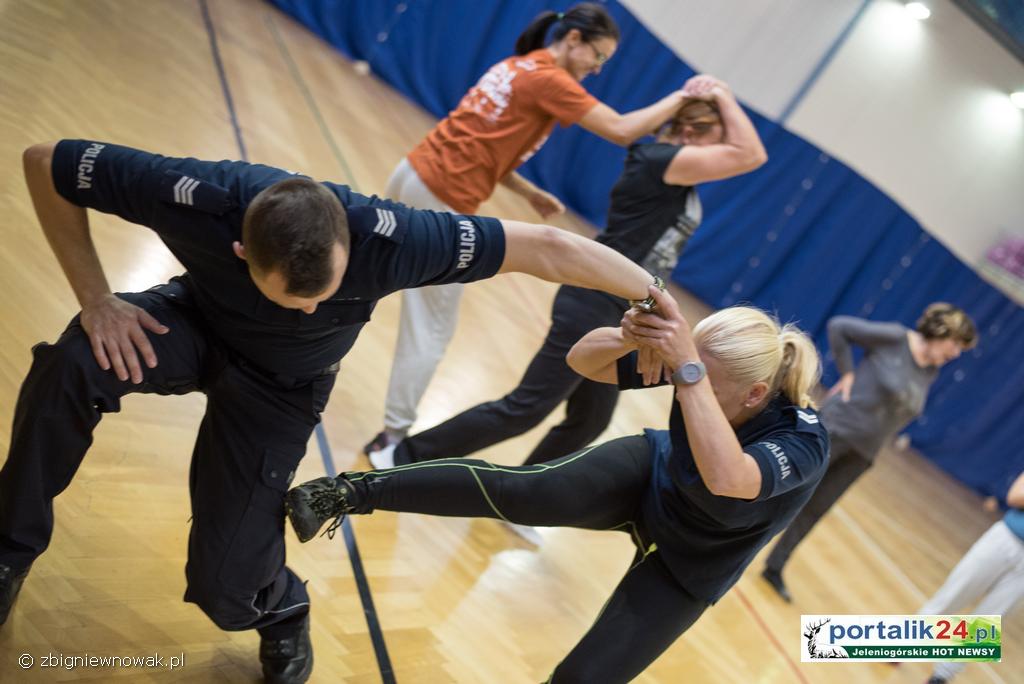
[0,140,657,683]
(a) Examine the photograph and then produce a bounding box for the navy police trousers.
[0,280,335,634]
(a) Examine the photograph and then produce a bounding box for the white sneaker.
[368,443,397,470]
[501,521,543,546]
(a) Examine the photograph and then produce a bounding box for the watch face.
[682,362,704,383]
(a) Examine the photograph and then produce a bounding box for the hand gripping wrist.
[629,275,666,313]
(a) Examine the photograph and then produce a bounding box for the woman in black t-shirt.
[285,296,828,682]
[372,76,768,482]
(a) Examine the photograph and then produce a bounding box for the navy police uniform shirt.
[617,351,830,603]
[51,140,505,377]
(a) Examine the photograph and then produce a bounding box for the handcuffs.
[628,274,666,313]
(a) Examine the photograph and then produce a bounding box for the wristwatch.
[670,361,706,386]
[629,275,666,313]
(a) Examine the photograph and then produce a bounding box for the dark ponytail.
[515,11,561,55]
[514,3,621,56]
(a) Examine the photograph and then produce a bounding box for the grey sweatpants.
[380,158,464,437]
[920,519,1024,681]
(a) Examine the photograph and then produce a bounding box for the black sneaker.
[362,431,391,458]
[285,477,354,543]
[0,563,30,627]
[761,568,792,603]
[260,614,313,684]
[926,678,948,684]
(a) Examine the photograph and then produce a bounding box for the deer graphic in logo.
[804,618,848,659]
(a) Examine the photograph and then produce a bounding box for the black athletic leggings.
[395,286,624,467]
[346,435,709,683]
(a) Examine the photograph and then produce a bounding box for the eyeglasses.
[584,42,608,66]
[682,121,718,135]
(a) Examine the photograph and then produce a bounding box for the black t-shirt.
[52,140,506,377]
[617,352,830,602]
[597,142,702,281]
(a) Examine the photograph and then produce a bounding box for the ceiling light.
[904,2,931,20]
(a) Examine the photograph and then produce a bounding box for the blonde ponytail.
[693,307,822,409]
[777,325,821,409]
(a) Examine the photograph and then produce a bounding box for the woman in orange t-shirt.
[367,2,692,458]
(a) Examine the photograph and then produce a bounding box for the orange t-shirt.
[407,49,599,214]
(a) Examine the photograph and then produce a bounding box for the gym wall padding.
[268,0,1024,501]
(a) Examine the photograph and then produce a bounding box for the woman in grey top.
[761,303,977,602]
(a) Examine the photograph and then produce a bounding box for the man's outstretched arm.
[497,220,654,302]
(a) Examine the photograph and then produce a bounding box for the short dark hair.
[917,302,978,348]
[241,178,349,297]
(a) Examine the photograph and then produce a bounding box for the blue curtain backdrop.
[269,0,1024,500]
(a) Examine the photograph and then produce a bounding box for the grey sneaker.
[285,477,355,543]
[363,431,401,461]
[368,443,397,470]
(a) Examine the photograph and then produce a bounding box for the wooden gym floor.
[0,1,1018,682]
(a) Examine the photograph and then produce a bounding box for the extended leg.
[288,435,653,541]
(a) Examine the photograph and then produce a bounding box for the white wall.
[621,0,865,118]
[622,0,1024,266]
